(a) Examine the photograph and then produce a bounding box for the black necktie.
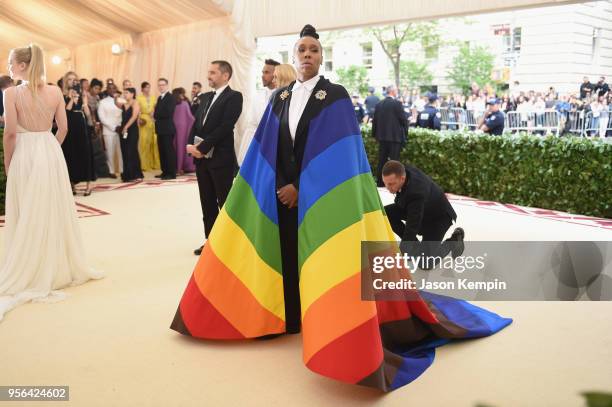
[201,92,216,124]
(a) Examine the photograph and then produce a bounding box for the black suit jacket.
[190,94,205,116]
[154,92,176,135]
[189,86,243,169]
[394,165,457,241]
[372,97,408,143]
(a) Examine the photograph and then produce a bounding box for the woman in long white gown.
[0,44,103,322]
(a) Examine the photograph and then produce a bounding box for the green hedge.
[362,126,612,219]
[0,128,4,215]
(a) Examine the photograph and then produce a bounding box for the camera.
[72,82,81,95]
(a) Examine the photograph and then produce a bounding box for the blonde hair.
[62,71,78,95]
[10,43,46,96]
[274,64,297,88]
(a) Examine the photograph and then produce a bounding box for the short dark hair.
[90,78,103,88]
[193,81,202,88]
[211,60,233,79]
[79,78,89,85]
[141,81,150,90]
[381,160,406,177]
[264,59,280,67]
[158,78,168,84]
[125,87,137,96]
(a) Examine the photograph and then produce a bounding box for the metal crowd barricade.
[505,111,522,133]
[464,110,482,131]
[564,111,586,136]
[439,108,464,130]
[428,108,604,137]
[582,111,612,138]
[451,108,467,131]
[503,109,561,135]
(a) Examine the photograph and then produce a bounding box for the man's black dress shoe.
[450,227,465,258]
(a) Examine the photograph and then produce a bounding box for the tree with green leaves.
[447,43,495,95]
[335,65,369,96]
[396,61,433,90]
[368,22,441,88]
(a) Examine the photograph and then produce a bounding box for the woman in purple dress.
[172,88,195,175]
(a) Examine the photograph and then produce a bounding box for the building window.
[324,46,333,71]
[592,27,601,63]
[279,51,288,64]
[502,33,512,52]
[512,27,522,51]
[494,24,521,53]
[361,43,373,69]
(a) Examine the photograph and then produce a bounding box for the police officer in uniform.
[480,98,505,135]
[352,94,366,123]
[417,93,441,130]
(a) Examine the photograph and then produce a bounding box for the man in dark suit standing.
[381,160,464,269]
[372,84,407,186]
[190,81,204,116]
[187,61,243,255]
[154,78,177,180]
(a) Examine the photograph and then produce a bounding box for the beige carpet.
[0,173,611,407]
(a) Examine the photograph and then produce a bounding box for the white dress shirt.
[97,96,123,136]
[203,84,228,125]
[289,75,320,142]
[237,87,275,165]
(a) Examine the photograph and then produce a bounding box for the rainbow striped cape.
[171,78,512,391]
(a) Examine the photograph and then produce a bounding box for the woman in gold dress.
[136,81,160,171]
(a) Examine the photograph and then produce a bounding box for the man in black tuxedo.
[372,85,408,186]
[381,160,464,269]
[187,61,243,255]
[190,81,204,116]
[154,78,177,180]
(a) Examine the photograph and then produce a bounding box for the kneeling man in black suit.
[381,160,465,269]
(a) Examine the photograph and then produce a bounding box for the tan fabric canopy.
[0,0,253,146]
[0,0,241,86]
[0,0,227,57]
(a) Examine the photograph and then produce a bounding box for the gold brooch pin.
[315,90,327,100]
[280,90,290,100]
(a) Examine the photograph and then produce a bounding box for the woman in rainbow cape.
[171,24,512,392]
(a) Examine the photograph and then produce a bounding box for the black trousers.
[88,126,111,178]
[277,200,301,333]
[157,133,177,177]
[385,203,457,265]
[195,160,234,238]
[119,131,143,182]
[377,141,402,186]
